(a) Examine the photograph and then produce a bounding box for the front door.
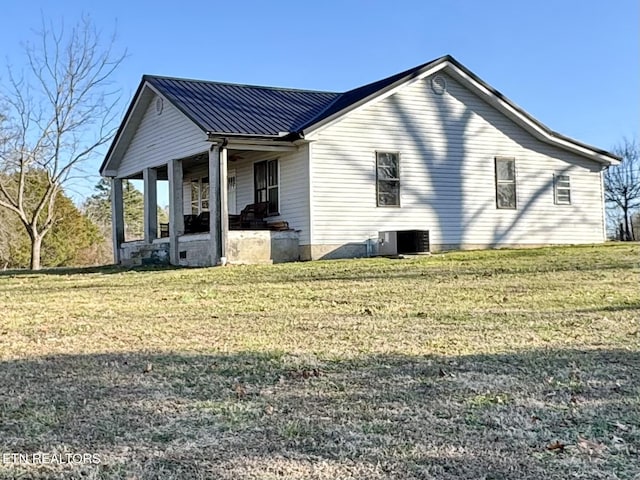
[227,169,237,215]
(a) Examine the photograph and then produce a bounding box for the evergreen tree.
[0,171,102,268]
[84,179,168,242]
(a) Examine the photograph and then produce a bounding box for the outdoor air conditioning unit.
[378,230,430,256]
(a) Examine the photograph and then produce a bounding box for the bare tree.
[0,16,125,269]
[604,138,640,241]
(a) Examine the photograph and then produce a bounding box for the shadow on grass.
[0,349,638,479]
[0,263,185,278]
[573,304,640,314]
[267,262,632,285]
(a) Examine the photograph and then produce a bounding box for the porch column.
[208,145,222,265]
[219,146,229,259]
[168,159,184,265]
[110,177,125,264]
[143,167,157,243]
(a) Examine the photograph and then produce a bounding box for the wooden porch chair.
[240,202,269,229]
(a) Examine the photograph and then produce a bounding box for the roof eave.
[443,58,621,166]
[99,78,151,176]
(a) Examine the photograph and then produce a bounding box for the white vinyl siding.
[308,72,606,250]
[117,91,208,178]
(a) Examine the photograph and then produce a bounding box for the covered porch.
[110,140,300,266]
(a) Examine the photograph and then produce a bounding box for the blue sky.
[0,0,638,201]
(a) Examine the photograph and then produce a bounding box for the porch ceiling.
[125,164,169,181]
[124,146,283,180]
[178,148,281,173]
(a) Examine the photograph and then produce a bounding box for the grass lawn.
[0,243,638,479]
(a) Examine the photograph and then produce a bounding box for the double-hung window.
[254,159,279,215]
[190,177,209,214]
[554,174,571,205]
[495,157,516,209]
[376,152,400,206]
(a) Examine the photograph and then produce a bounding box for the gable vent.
[431,75,447,95]
[155,97,164,115]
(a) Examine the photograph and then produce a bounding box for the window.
[554,174,571,204]
[191,176,209,214]
[254,159,279,215]
[376,152,400,206]
[495,157,516,209]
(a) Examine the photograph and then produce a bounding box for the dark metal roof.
[144,75,340,136]
[145,58,445,137]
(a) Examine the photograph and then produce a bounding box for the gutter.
[206,131,303,143]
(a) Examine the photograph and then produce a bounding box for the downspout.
[600,166,608,242]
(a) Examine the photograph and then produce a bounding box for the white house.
[99,55,619,266]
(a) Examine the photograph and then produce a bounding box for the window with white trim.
[190,176,209,214]
[554,174,571,205]
[376,151,400,206]
[495,157,516,209]
[254,159,279,215]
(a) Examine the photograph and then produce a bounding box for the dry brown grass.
[0,244,638,479]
